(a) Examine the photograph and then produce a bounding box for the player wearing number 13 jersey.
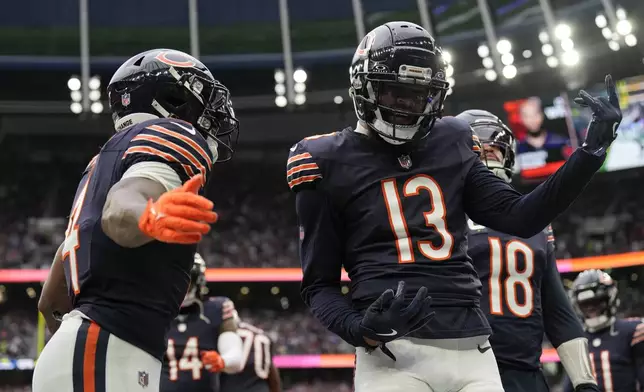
[33,49,239,392]
[161,254,244,392]
[289,22,617,392]
[459,110,598,392]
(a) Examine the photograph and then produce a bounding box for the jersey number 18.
[488,237,534,318]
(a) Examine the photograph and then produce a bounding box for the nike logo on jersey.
[376,329,398,337]
[290,144,298,152]
[477,344,491,353]
[173,121,197,135]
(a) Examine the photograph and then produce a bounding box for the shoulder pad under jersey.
[286,132,338,192]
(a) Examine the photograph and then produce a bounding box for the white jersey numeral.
[488,238,534,317]
[166,337,203,381]
[238,327,272,379]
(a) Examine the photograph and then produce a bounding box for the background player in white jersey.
[34,48,239,392]
[161,254,244,392]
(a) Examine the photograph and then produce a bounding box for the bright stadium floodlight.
[546,56,559,68]
[88,76,101,91]
[274,84,286,96]
[501,53,514,66]
[294,82,306,94]
[70,91,82,102]
[502,64,517,79]
[616,20,632,36]
[333,95,343,105]
[70,102,83,114]
[446,64,454,78]
[561,38,574,52]
[442,50,453,63]
[293,69,307,84]
[477,44,489,58]
[482,57,494,69]
[608,40,621,51]
[554,23,571,40]
[595,14,607,28]
[67,77,81,92]
[625,34,638,47]
[541,44,554,57]
[602,28,612,39]
[561,50,580,66]
[523,50,532,59]
[90,102,104,114]
[275,96,288,107]
[446,88,453,96]
[294,93,306,105]
[484,69,497,81]
[616,8,626,20]
[496,39,512,54]
[274,69,285,84]
[446,77,455,88]
[88,90,101,102]
[538,31,549,44]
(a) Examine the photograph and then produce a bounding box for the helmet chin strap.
[371,118,419,145]
[485,159,511,183]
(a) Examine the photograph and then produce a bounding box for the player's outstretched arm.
[216,311,244,373]
[464,75,621,237]
[39,243,72,334]
[542,240,598,391]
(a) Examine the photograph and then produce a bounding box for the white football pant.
[354,335,504,392]
[33,310,161,392]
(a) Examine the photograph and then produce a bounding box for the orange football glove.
[201,350,225,373]
[138,174,218,244]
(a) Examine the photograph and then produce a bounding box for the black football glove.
[359,281,434,361]
[574,383,601,392]
[574,74,622,157]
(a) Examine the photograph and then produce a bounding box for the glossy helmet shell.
[571,269,619,332]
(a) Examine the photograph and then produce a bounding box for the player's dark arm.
[217,313,244,373]
[267,362,282,392]
[542,243,597,389]
[464,148,604,238]
[631,323,644,386]
[297,189,369,348]
[38,243,72,334]
[101,177,165,248]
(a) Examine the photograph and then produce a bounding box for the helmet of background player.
[106,48,240,161]
[456,109,516,182]
[571,269,619,332]
[349,22,450,145]
[182,253,208,308]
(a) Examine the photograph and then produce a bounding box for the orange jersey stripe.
[287,153,312,165]
[83,322,101,392]
[288,174,322,189]
[123,146,196,178]
[286,163,319,177]
[147,124,213,169]
[132,134,206,176]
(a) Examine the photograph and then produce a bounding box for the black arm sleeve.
[464,148,604,237]
[542,242,585,347]
[296,189,366,347]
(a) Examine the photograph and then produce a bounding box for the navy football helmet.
[181,253,208,308]
[349,22,450,145]
[107,48,239,161]
[571,269,619,332]
[456,109,516,182]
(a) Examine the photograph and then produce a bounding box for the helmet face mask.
[349,22,449,145]
[107,49,239,162]
[571,269,619,332]
[181,253,208,308]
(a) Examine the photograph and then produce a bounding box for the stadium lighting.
[477,44,490,58]
[293,69,307,84]
[616,8,626,20]
[601,28,612,39]
[446,77,455,88]
[274,84,286,95]
[496,39,512,54]
[333,95,343,105]
[554,24,572,40]
[538,31,549,44]
[442,50,453,63]
[482,57,494,69]
[88,76,101,91]
[546,56,559,68]
[446,64,454,78]
[274,70,285,84]
[595,14,607,28]
[625,34,638,47]
[561,38,574,52]
[294,93,306,105]
[90,102,104,114]
[446,88,453,96]
[294,82,306,94]
[70,103,83,114]
[502,65,517,79]
[501,53,514,66]
[67,77,81,91]
[484,69,497,81]
[541,44,554,56]
[88,90,101,102]
[70,91,82,102]
[275,96,288,107]
[523,50,532,59]
[608,40,621,51]
[616,20,632,36]
[561,50,580,66]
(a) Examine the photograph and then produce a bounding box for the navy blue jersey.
[61,118,215,360]
[219,321,273,392]
[290,119,604,347]
[161,297,236,392]
[468,221,583,370]
[585,318,644,392]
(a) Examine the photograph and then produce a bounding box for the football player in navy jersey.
[161,254,244,392]
[458,110,599,392]
[34,49,239,392]
[287,21,622,392]
[565,270,644,392]
[220,318,281,392]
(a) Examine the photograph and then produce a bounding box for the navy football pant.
[499,367,550,392]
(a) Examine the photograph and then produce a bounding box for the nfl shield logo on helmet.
[138,371,149,388]
[398,154,412,170]
[121,92,131,107]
